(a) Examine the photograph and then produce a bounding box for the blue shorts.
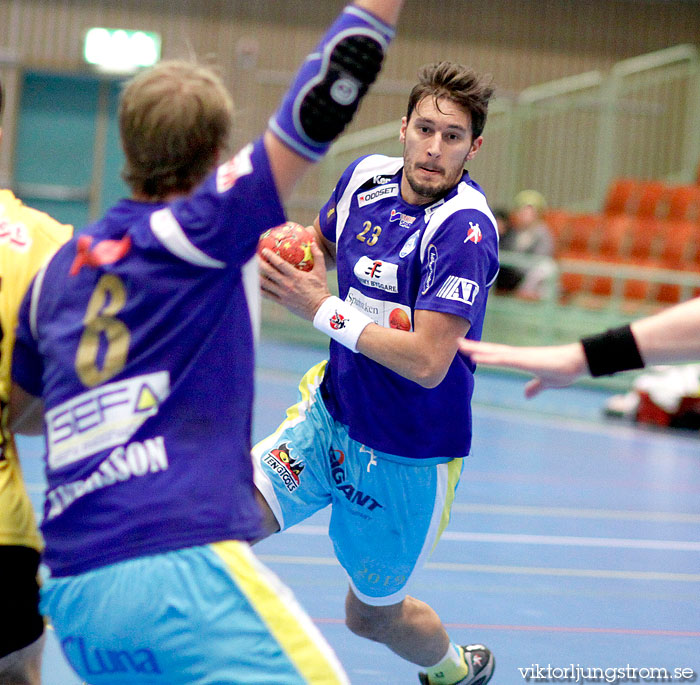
[252,362,464,606]
[40,541,348,685]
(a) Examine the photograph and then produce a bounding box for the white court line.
[472,401,700,446]
[257,553,700,583]
[441,531,700,552]
[452,503,700,524]
[284,525,700,552]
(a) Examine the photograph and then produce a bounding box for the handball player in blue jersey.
[254,62,499,685]
[10,1,403,683]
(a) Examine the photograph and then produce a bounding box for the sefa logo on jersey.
[389,209,416,229]
[465,221,482,244]
[45,371,170,470]
[436,276,479,305]
[357,184,399,208]
[216,143,254,193]
[354,256,399,293]
[421,244,438,294]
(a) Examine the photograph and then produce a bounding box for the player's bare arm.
[459,338,586,397]
[261,241,469,387]
[631,296,700,364]
[357,308,470,388]
[311,215,338,269]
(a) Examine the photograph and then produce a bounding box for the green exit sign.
[84,28,161,73]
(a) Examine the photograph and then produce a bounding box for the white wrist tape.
[313,296,373,353]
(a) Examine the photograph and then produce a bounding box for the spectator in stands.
[496,189,555,298]
[493,207,511,239]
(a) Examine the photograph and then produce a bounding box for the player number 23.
[75,274,131,387]
[356,221,382,246]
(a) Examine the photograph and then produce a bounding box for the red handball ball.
[257,221,315,271]
[389,308,411,331]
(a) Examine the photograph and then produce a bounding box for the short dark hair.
[406,61,494,139]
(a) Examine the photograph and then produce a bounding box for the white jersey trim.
[419,180,499,287]
[241,256,261,343]
[334,155,403,243]
[29,263,49,341]
[149,207,226,269]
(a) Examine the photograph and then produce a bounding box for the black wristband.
[581,324,645,377]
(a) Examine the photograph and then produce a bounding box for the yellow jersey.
[0,189,72,550]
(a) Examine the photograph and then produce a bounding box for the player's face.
[400,96,482,205]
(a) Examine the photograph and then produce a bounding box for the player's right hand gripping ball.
[257,221,315,272]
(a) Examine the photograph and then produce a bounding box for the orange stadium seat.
[602,178,639,216]
[635,180,667,219]
[666,184,700,222]
[543,208,574,254]
[625,217,665,261]
[654,220,699,304]
[557,214,604,300]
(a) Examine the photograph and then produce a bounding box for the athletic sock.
[424,642,469,685]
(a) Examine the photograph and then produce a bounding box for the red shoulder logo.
[69,234,132,276]
[465,221,482,244]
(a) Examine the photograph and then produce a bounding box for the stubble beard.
[404,164,461,204]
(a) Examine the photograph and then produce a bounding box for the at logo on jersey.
[262,442,304,493]
[465,221,482,244]
[421,244,438,294]
[399,229,420,258]
[354,256,399,293]
[357,184,399,207]
[436,276,480,305]
[216,143,253,193]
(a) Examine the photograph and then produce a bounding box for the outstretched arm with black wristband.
[458,296,700,397]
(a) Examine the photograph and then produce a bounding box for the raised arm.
[264,0,404,200]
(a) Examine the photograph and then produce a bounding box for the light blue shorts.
[252,361,464,606]
[40,541,348,685]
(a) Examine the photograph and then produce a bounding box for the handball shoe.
[418,644,495,685]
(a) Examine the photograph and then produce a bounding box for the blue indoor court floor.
[17,340,700,685]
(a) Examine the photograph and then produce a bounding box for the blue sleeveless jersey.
[12,139,285,576]
[319,155,499,460]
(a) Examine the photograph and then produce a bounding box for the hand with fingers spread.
[458,338,587,397]
[259,240,332,321]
